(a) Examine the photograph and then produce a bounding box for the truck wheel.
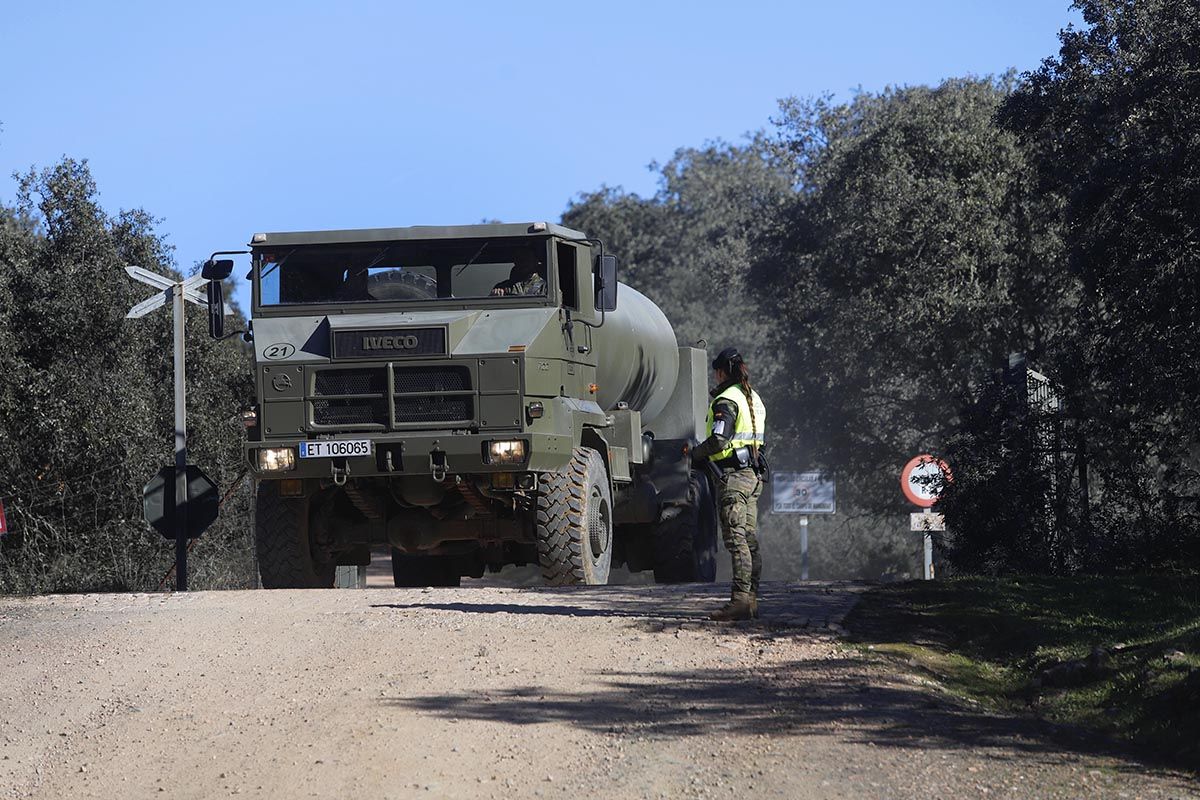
[255,482,335,589]
[536,447,612,585]
[652,471,719,583]
[390,551,462,587]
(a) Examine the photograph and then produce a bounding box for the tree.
[0,159,254,592]
[754,78,1067,510]
[562,137,793,387]
[998,0,1200,570]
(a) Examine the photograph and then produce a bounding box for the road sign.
[911,512,946,531]
[126,289,169,319]
[900,455,952,508]
[142,465,219,540]
[125,265,176,292]
[127,264,234,591]
[0,498,7,536]
[125,268,228,319]
[772,471,836,514]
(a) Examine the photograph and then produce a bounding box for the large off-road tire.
[652,471,719,583]
[536,447,613,585]
[255,482,336,589]
[390,551,462,587]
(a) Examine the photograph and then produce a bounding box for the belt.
[712,446,754,472]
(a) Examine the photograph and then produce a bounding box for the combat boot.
[710,592,754,621]
[749,595,759,619]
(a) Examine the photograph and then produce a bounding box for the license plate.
[299,440,373,459]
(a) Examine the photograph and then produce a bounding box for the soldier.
[691,347,767,621]
[490,250,547,296]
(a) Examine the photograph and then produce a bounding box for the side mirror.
[202,258,234,281]
[593,254,618,313]
[207,280,225,339]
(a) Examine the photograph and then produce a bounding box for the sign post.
[771,471,836,580]
[900,455,952,580]
[799,515,809,581]
[126,266,228,590]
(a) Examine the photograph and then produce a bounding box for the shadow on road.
[384,657,1192,783]
[369,588,1193,786]
[371,601,659,619]
[385,657,1027,750]
[369,581,861,629]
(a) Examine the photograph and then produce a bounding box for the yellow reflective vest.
[705,384,767,463]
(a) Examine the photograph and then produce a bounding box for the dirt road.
[1,583,1194,799]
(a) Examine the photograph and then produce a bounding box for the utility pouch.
[754,449,770,481]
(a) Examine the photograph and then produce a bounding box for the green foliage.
[935,369,1082,574]
[563,137,792,387]
[996,0,1200,571]
[755,78,1066,506]
[847,577,1200,766]
[0,159,254,593]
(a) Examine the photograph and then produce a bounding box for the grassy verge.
[844,576,1200,768]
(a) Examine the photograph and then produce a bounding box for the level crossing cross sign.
[125,266,211,318]
[125,263,232,589]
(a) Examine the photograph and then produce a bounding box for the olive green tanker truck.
[205,222,718,588]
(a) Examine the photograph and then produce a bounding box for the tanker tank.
[591,283,680,428]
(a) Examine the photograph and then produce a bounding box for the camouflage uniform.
[692,376,767,618]
[719,467,763,598]
[492,273,546,297]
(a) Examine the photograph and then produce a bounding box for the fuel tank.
[591,283,680,427]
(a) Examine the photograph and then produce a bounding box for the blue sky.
[1,1,1079,309]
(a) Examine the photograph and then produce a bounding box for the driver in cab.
[490,250,546,297]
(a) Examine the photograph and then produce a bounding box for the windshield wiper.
[454,241,489,276]
[363,246,392,271]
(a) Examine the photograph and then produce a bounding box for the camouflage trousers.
[718,467,763,597]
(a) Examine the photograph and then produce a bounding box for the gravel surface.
[0,582,1195,799]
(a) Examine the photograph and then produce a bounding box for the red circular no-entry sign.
[900,455,952,508]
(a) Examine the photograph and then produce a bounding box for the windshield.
[256,238,550,306]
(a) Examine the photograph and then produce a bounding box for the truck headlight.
[258,447,296,472]
[487,440,526,465]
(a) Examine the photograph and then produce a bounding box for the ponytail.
[733,359,758,446]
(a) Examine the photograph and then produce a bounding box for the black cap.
[711,347,742,372]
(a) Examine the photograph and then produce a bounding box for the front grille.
[313,398,388,426]
[314,369,387,396]
[393,366,473,425]
[312,367,389,427]
[308,364,476,428]
[393,366,471,393]
[395,397,474,424]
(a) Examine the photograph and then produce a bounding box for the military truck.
[204,222,718,588]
